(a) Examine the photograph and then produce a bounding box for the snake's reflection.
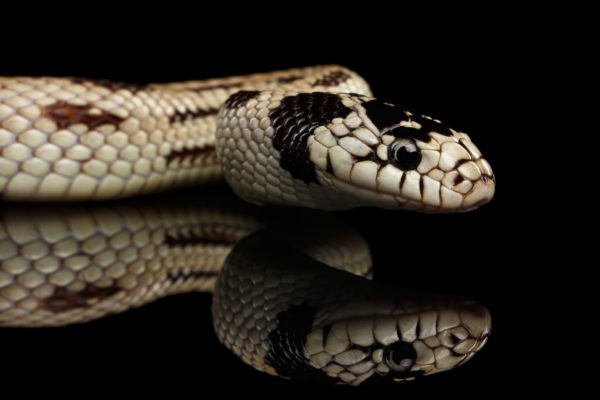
[0,192,490,385]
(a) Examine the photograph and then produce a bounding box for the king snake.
[0,65,495,385]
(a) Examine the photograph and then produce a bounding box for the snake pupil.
[389,138,421,171]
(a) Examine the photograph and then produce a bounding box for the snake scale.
[0,65,495,385]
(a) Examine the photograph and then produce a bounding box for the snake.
[0,65,495,385]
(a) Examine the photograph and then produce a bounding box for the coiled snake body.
[0,66,495,385]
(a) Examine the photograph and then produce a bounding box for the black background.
[1,5,553,398]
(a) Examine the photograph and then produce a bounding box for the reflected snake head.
[214,225,492,386]
[302,298,491,385]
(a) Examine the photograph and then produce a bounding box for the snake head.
[218,90,494,212]
[302,299,491,385]
[307,96,496,212]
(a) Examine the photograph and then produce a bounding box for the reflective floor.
[1,183,500,390]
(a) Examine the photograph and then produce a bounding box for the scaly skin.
[0,66,493,211]
[0,66,493,385]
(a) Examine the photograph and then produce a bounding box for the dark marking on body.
[265,303,338,385]
[190,82,243,92]
[224,90,260,109]
[165,230,237,247]
[42,101,125,130]
[277,75,303,84]
[169,107,220,123]
[313,70,351,87]
[70,78,146,94]
[268,92,352,184]
[165,146,216,166]
[40,284,120,312]
[167,270,219,282]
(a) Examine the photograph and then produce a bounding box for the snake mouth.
[327,163,495,212]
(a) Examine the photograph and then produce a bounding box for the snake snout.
[432,138,496,212]
[401,301,491,378]
[453,163,496,212]
[456,302,492,342]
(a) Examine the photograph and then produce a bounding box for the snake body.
[0,66,495,385]
[0,65,494,211]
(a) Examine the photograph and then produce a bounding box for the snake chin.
[320,169,495,213]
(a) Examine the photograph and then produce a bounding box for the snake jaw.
[311,132,495,212]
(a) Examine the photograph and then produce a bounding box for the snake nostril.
[449,333,461,345]
[453,175,465,186]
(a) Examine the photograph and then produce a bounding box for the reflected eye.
[389,138,421,170]
[383,341,416,372]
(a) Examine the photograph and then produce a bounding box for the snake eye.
[383,341,416,372]
[388,138,421,170]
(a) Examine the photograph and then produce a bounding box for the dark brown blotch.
[224,90,260,109]
[190,82,243,92]
[165,230,238,247]
[169,107,220,123]
[42,101,125,130]
[165,146,216,166]
[167,270,219,283]
[277,75,303,84]
[268,92,352,184]
[40,284,120,312]
[313,70,351,87]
